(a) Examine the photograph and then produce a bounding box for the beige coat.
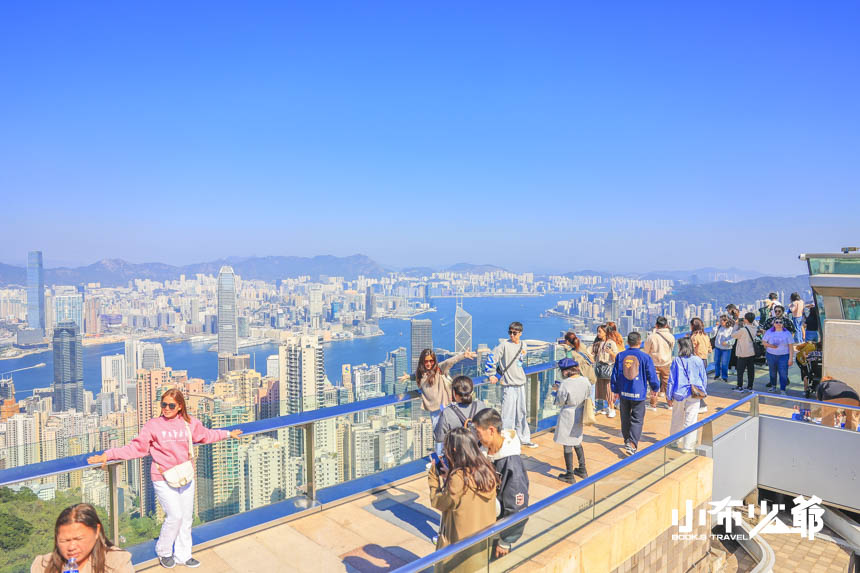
[644,328,675,367]
[429,466,497,572]
[417,353,468,413]
[691,332,711,360]
[31,548,134,573]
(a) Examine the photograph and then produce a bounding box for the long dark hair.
[676,337,694,358]
[564,331,582,352]
[415,348,439,387]
[690,317,705,334]
[45,504,114,573]
[161,388,191,423]
[593,324,607,355]
[444,427,498,493]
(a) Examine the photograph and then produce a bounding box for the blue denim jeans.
[713,348,731,380]
[804,330,819,342]
[766,352,790,391]
[791,316,804,343]
[431,409,444,455]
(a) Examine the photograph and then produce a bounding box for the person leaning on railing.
[31,503,133,573]
[815,377,859,431]
[87,388,242,570]
[592,324,619,419]
[400,348,476,456]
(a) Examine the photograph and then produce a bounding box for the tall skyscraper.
[605,287,618,324]
[52,322,84,412]
[100,354,127,396]
[27,251,45,336]
[410,318,433,372]
[139,343,165,370]
[454,300,473,354]
[278,336,326,456]
[124,339,139,381]
[217,266,238,356]
[387,347,408,380]
[54,294,83,332]
[365,286,375,320]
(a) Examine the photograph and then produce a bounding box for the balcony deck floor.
[140,366,807,573]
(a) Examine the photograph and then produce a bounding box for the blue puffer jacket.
[610,348,659,401]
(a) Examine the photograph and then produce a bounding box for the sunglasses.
[161,402,178,410]
[509,330,522,334]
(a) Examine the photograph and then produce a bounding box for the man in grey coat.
[552,357,591,483]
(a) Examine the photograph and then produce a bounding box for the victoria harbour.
[3,294,574,399]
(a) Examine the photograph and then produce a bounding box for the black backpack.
[451,402,479,432]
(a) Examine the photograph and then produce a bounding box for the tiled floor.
[140,365,815,573]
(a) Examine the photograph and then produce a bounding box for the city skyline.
[1,4,858,274]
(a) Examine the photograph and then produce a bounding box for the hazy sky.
[1,2,857,275]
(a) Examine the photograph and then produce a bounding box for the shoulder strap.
[185,420,194,460]
[575,350,594,367]
[744,326,754,342]
[657,331,674,347]
[451,403,477,426]
[498,342,523,379]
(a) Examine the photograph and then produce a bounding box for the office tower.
[387,347,408,380]
[309,286,323,329]
[27,251,46,335]
[84,298,100,335]
[266,354,279,379]
[380,360,395,395]
[54,294,83,332]
[454,300,473,354]
[0,376,15,401]
[237,316,249,338]
[52,322,84,412]
[139,343,165,370]
[278,336,326,456]
[189,299,200,325]
[605,287,618,324]
[217,266,238,356]
[365,286,374,320]
[124,339,139,381]
[100,354,127,396]
[218,353,250,377]
[341,364,352,387]
[410,318,433,372]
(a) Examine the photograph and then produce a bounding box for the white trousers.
[501,385,531,444]
[153,479,196,562]
[670,397,700,451]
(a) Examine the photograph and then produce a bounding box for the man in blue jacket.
[611,331,659,457]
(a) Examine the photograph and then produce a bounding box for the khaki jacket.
[644,328,675,367]
[691,332,711,360]
[429,466,496,572]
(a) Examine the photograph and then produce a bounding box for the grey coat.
[553,375,591,446]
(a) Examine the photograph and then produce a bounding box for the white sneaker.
[607,410,616,418]
[646,406,658,412]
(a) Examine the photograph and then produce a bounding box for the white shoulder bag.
[159,420,195,488]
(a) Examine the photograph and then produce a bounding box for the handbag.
[159,420,195,488]
[595,342,613,379]
[582,397,597,426]
[744,326,766,360]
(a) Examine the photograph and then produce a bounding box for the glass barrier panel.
[0,469,107,573]
[710,399,753,438]
[807,256,860,276]
[489,482,595,572]
[591,446,667,519]
[759,394,860,433]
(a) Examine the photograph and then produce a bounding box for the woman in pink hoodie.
[88,388,241,569]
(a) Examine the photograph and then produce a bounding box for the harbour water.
[2,295,576,399]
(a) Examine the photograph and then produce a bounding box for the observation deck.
[4,252,860,573]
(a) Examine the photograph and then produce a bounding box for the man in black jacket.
[474,408,529,558]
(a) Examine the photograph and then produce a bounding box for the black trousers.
[736,356,756,389]
[619,398,647,448]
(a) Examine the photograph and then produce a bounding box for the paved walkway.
[141,364,808,573]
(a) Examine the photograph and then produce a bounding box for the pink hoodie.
[105,415,229,482]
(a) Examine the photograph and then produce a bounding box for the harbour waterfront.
[2,294,575,399]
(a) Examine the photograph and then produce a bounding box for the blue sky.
[1,1,858,275]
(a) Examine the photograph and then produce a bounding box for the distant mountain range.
[669,275,812,306]
[0,255,389,287]
[0,256,515,287]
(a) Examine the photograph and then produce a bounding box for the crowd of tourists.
[31,293,857,573]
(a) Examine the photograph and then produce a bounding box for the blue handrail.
[391,391,758,573]
[0,361,560,488]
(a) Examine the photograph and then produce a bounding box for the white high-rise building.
[139,343,165,370]
[238,436,299,512]
[454,300,473,354]
[124,339,139,381]
[6,413,41,468]
[266,354,279,379]
[278,336,326,457]
[217,266,238,356]
[410,318,433,372]
[100,354,127,396]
